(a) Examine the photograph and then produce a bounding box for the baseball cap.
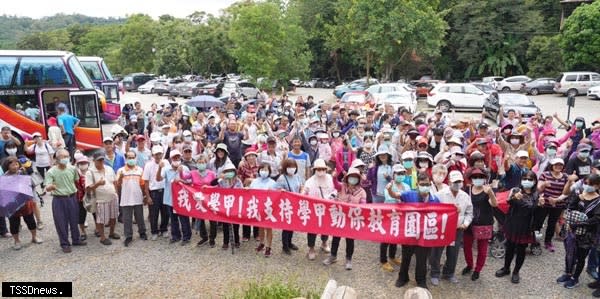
[103,136,113,143]
[182,130,192,137]
[135,134,146,141]
[478,122,489,129]
[169,150,181,158]
[151,145,164,155]
[516,150,529,158]
[449,170,463,182]
[392,164,406,173]
[93,152,105,161]
[476,138,488,145]
[549,158,565,165]
[577,143,592,152]
[266,136,277,144]
[31,132,42,138]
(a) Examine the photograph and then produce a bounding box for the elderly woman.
[276,158,303,254]
[302,159,334,260]
[249,163,278,257]
[3,156,43,250]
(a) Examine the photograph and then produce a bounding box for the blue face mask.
[418,185,430,194]
[197,163,207,171]
[259,170,269,178]
[403,161,414,169]
[522,180,534,189]
[224,172,235,179]
[583,184,597,193]
[579,152,590,159]
[472,179,485,187]
[546,148,557,156]
[575,121,584,128]
[395,175,405,183]
[348,177,359,186]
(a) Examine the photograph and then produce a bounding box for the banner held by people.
[172,183,458,247]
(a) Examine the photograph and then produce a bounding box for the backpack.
[30,143,50,162]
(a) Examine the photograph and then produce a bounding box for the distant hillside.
[0,13,125,48]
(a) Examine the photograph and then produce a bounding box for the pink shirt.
[191,170,216,187]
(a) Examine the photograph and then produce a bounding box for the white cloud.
[2,0,238,19]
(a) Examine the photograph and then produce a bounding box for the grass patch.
[227,277,320,299]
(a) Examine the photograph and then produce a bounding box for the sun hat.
[350,159,366,168]
[401,151,415,160]
[312,159,328,170]
[392,164,406,173]
[74,153,88,164]
[344,167,361,181]
[549,158,565,165]
[449,170,464,183]
[222,162,236,172]
[214,143,229,154]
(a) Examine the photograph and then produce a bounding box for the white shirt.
[142,159,169,190]
[117,166,144,206]
[28,142,55,167]
[85,166,118,204]
[437,189,473,227]
[303,174,336,199]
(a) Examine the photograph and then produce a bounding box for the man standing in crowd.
[87,152,120,245]
[57,106,79,157]
[45,149,86,253]
[143,145,170,240]
[117,150,147,246]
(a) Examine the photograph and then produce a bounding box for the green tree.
[78,24,123,73]
[228,1,311,82]
[187,12,236,75]
[526,35,563,77]
[118,14,157,74]
[153,17,192,77]
[16,29,73,50]
[560,1,600,71]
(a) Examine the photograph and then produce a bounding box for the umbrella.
[187,95,225,109]
[0,175,34,217]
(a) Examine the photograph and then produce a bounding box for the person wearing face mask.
[302,159,334,260]
[189,154,216,247]
[316,133,332,162]
[335,138,356,181]
[276,159,302,254]
[380,164,411,272]
[249,163,278,257]
[357,137,375,167]
[464,151,488,187]
[567,117,591,157]
[390,173,441,289]
[367,147,394,203]
[500,150,530,190]
[73,153,92,241]
[27,132,54,183]
[431,171,473,285]
[143,145,170,241]
[156,150,191,245]
[566,143,593,180]
[3,141,18,157]
[238,150,260,242]
[86,152,120,246]
[495,171,542,284]
[462,168,497,281]
[536,158,569,252]
[431,164,450,195]
[204,115,221,144]
[323,167,366,270]
[116,150,148,247]
[400,151,417,190]
[102,137,125,174]
[416,151,434,178]
[217,162,243,250]
[126,135,151,168]
[259,137,282,179]
[498,131,527,159]
[556,174,600,291]
[533,140,559,178]
[305,134,320,165]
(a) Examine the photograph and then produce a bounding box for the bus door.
[101,80,121,120]
[69,90,103,150]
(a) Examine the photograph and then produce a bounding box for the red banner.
[172,183,458,247]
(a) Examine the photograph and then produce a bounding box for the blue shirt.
[249,177,278,190]
[57,113,79,135]
[288,151,310,183]
[384,182,411,203]
[376,165,392,196]
[276,174,302,193]
[501,164,528,190]
[161,165,190,206]
[399,191,441,203]
[104,152,126,173]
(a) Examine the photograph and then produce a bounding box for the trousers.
[52,195,81,247]
[398,245,430,285]
[330,237,354,260]
[430,230,463,278]
[122,205,146,238]
[463,230,489,272]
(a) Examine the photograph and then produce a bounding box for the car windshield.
[475,84,495,93]
[342,94,366,103]
[499,94,531,105]
[384,93,411,102]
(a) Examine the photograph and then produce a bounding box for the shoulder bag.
[83,171,97,213]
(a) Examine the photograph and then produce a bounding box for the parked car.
[588,85,600,100]
[554,71,600,97]
[520,78,556,95]
[334,78,379,98]
[154,79,184,96]
[122,73,154,91]
[137,79,157,94]
[180,81,208,98]
[496,76,531,92]
[169,82,187,97]
[340,91,374,108]
[472,83,499,96]
[194,83,222,97]
[483,93,541,124]
[238,81,260,98]
[427,83,491,112]
[366,83,416,104]
[410,80,444,97]
[482,76,504,89]
[378,92,417,113]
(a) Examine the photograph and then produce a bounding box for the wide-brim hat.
[467,167,489,179]
[350,159,366,168]
[344,167,361,182]
[375,146,392,158]
[222,162,236,172]
[312,159,329,170]
[214,143,229,154]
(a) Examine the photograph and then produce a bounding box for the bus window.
[0,57,18,87]
[16,57,73,86]
[70,92,99,128]
[0,94,41,122]
[67,57,94,89]
[100,60,113,80]
[102,85,119,100]
[81,61,104,81]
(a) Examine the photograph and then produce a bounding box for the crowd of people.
[1,93,600,295]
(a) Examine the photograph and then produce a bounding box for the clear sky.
[2,0,239,19]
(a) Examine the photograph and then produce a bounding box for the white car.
[427,83,490,112]
[366,83,416,103]
[378,92,417,113]
[588,85,600,100]
[137,80,157,94]
[496,75,531,92]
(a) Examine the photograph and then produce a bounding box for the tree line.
[4,0,600,82]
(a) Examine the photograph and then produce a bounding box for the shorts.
[96,199,119,224]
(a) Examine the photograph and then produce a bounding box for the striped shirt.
[539,171,568,208]
[117,166,144,206]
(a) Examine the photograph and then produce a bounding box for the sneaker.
[94,231,101,238]
[181,240,190,246]
[13,241,22,250]
[565,277,579,289]
[140,234,148,241]
[593,289,600,298]
[163,232,170,239]
[84,221,88,228]
[430,277,440,286]
[511,272,520,284]
[345,259,352,270]
[557,274,572,284]
[124,237,132,247]
[588,268,600,280]
[222,244,229,250]
[389,258,402,266]
[37,221,44,230]
[62,246,72,253]
[495,268,511,278]
[471,271,480,281]
[545,242,555,252]
[323,256,337,265]
[381,262,394,272]
[100,239,112,245]
[264,247,272,257]
[395,279,408,288]
[1,232,12,238]
[321,243,331,253]
[447,276,459,284]
[196,239,208,247]
[80,234,87,241]
[462,266,472,276]
[307,248,316,260]
[109,233,121,240]
[151,234,158,241]
[169,239,180,244]
[32,237,44,244]
[209,241,216,248]
[290,243,299,251]
[256,243,265,252]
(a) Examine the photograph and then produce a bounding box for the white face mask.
[184,136,192,142]
[510,138,520,145]
[316,170,326,177]
[78,164,89,171]
[419,162,429,169]
[433,174,445,184]
[171,161,181,168]
[286,168,296,175]
[310,139,318,146]
[6,148,17,155]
